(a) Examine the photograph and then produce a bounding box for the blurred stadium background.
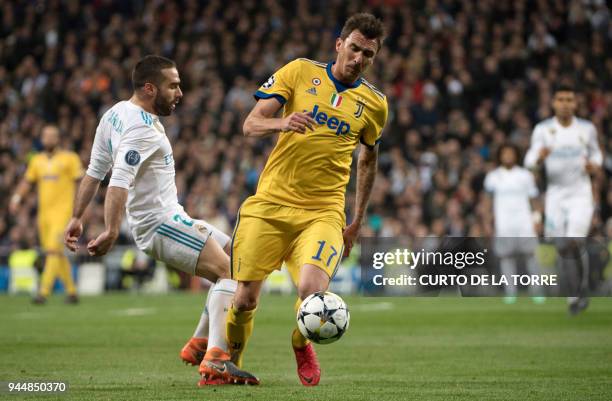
[0,0,610,295]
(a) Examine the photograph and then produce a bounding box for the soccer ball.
[297,291,350,344]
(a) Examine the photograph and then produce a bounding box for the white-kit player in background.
[485,143,544,304]
[524,84,603,315]
[63,55,259,385]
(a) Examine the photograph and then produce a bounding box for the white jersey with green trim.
[86,100,184,249]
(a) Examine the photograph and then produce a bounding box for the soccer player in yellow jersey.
[9,124,83,304]
[228,13,387,386]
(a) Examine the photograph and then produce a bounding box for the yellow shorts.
[231,197,345,282]
[38,214,69,252]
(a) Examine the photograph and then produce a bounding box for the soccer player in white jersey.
[484,144,543,303]
[63,55,258,385]
[524,84,603,315]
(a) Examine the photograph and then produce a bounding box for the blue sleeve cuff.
[254,90,287,105]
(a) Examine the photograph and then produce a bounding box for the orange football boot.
[180,337,208,366]
[198,347,260,385]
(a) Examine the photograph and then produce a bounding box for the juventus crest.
[354,101,365,118]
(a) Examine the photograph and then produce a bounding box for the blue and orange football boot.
[198,347,260,386]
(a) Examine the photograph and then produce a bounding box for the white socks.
[206,278,237,353]
[193,282,214,339]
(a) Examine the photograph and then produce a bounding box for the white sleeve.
[108,125,161,189]
[483,171,495,193]
[86,123,113,180]
[524,125,545,169]
[525,171,539,198]
[587,124,603,166]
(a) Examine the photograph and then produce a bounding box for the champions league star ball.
[297,291,350,344]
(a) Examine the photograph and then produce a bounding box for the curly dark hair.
[340,13,386,51]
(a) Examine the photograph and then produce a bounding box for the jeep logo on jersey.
[262,75,275,89]
[307,104,350,136]
[125,150,141,166]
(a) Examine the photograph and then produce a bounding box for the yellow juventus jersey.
[253,58,388,211]
[25,150,83,219]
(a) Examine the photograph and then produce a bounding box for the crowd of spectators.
[1,0,611,256]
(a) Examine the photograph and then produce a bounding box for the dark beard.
[153,94,173,116]
[44,145,57,153]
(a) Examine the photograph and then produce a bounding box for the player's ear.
[335,37,343,52]
[143,82,157,97]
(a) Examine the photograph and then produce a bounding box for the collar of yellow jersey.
[326,62,362,93]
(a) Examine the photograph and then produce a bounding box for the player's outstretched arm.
[65,174,102,252]
[243,97,315,137]
[87,186,127,257]
[343,144,378,257]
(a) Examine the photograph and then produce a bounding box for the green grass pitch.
[1,293,611,400]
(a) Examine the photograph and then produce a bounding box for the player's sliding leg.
[181,240,229,365]
[226,280,262,370]
[195,238,259,385]
[292,264,330,386]
[180,284,213,366]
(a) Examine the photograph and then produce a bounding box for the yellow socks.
[226,306,255,368]
[39,254,77,297]
[292,296,310,349]
[39,254,60,297]
[292,327,309,349]
[58,256,77,296]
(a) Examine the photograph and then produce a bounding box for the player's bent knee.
[234,297,258,311]
[233,281,263,311]
[194,237,230,281]
[298,264,330,300]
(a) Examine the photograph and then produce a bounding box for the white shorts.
[143,213,230,275]
[494,237,538,258]
[544,195,593,238]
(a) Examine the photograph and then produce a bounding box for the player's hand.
[280,112,316,134]
[87,230,118,257]
[537,147,551,164]
[64,217,83,252]
[584,160,599,176]
[342,222,362,257]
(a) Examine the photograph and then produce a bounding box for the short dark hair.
[340,13,386,51]
[553,83,576,95]
[496,142,521,164]
[132,55,176,90]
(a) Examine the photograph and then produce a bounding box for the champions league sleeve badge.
[125,150,141,166]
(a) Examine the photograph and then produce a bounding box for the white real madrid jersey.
[87,100,183,247]
[525,117,602,198]
[484,166,538,237]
